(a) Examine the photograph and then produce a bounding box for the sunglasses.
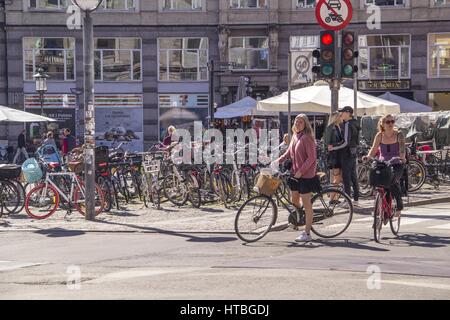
[385,120,395,125]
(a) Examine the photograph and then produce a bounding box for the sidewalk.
[1,184,450,234]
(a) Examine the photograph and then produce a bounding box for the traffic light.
[319,30,336,79]
[341,30,359,79]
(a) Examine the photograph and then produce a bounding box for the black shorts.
[287,175,322,194]
[327,151,342,169]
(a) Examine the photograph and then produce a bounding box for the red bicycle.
[370,157,402,243]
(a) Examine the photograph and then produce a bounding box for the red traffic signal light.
[321,33,334,46]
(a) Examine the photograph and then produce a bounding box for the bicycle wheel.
[187,175,201,208]
[25,183,59,220]
[358,163,373,198]
[74,183,105,217]
[12,180,26,214]
[98,177,113,212]
[163,174,188,206]
[0,180,20,215]
[310,187,353,238]
[373,192,383,243]
[407,159,426,192]
[389,199,401,236]
[234,194,278,243]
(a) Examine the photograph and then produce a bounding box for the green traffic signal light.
[343,64,354,77]
[322,64,334,76]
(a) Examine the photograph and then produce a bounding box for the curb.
[1,196,449,234]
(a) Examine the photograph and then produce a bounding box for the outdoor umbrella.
[377,92,432,113]
[214,97,278,119]
[257,81,401,116]
[0,105,56,122]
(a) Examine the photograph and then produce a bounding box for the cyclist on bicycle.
[274,114,321,242]
[363,114,406,216]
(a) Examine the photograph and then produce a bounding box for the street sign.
[291,51,313,84]
[315,0,353,31]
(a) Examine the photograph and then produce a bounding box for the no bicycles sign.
[315,0,353,31]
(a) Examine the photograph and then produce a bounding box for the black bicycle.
[234,171,353,243]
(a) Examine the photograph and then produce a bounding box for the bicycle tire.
[0,180,20,215]
[310,187,353,238]
[407,159,426,192]
[73,183,105,217]
[25,183,59,220]
[163,174,188,206]
[98,177,113,212]
[357,163,373,198]
[234,194,278,243]
[389,198,401,236]
[187,175,201,208]
[373,192,383,243]
[13,180,27,214]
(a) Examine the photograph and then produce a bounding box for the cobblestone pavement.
[1,183,449,233]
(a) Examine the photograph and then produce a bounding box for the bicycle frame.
[42,172,84,204]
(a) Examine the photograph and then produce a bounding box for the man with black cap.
[329,106,361,206]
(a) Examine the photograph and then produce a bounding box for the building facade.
[1,0,450,149]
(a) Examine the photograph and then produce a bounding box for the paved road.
[0,202,450,299]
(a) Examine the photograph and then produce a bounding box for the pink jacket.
[279,132,317,179]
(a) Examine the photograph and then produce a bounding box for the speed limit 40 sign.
[315,0,353,31]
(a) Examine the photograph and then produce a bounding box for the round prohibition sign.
[315,0,353,31]
[294,55,310,75]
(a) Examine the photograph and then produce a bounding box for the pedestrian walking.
[13,129,28,164]
[324,112,344,193]
[62,128,76,161]
[275,114,321,242]
[330,106,361,206]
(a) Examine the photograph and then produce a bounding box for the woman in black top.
[324,112,344,188]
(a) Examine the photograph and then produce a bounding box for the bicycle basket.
[68,160,84,174]
[21,158,43,183]
[255,173,281,196]
[0,164,22,180]
[369,162,393,188]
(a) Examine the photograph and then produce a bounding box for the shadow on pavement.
[94,219,237,243]
[34,228,86,238]
[242,237,389,252]
[383,233,450,248]
[199,207,225,213]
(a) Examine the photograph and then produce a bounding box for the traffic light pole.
[330,30,341,114]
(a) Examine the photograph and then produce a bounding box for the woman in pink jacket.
[276,114,320,242]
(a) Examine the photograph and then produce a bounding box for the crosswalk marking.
[0,261,45,272]
[427,223,450,230]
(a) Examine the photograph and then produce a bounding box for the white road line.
[380,280,450,291]
[400,218,432,226]
[0,261,45,272]
[427,223,450,230]
[85,267,206,284]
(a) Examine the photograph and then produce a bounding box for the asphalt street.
[0,202,450,299]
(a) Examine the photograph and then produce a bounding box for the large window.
[296,0,316,9]
[230,0,267,9]
[358,34,410,79]
[163,0,202,10]
[158,38,208,81]
[290,35,319,50]
[94,38,142,81]
[365,0,405,6]
[229,37,269,70]
[27,0,136,10]
[27,0,67,10]
[429,33,450,78]
[23,37,75,81]
[434,0,448,5]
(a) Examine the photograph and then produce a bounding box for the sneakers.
[295,231,312,242]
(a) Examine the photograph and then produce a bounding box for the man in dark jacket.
[13,129,28,164]
[330,106,361,206]
[62,128,76,160]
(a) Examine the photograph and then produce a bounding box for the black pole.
[209,60,214,128]
[83,10,96,221]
